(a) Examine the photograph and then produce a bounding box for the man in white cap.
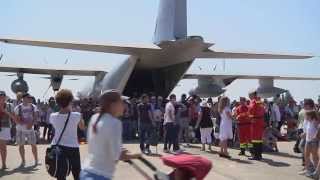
[14,93,39,167]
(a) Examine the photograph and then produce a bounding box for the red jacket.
[236,105,250,124]
[248,98,265,121]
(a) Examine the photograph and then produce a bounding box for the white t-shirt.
[272,104,281,122]
[50,112,81,148]
[83,113,122,179]
[14,103,38,131]
[304,120,318,142]
[164,102,175,124]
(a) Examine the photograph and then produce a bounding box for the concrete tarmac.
[0,142,309,180]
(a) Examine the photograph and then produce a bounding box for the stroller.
[127,154,212,180]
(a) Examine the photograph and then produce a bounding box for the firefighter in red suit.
[248,90,265,160]
[235,97,251,156]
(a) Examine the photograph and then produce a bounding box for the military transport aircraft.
[0,0,314,98]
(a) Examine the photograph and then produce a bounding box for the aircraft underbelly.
[123,61,192,97]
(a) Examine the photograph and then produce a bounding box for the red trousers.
[251,119,265,143]
[238,124,251,148]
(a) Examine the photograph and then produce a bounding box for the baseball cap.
[0,91,6,96]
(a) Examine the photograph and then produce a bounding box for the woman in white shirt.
[218,96,233,158]
[81,90,140,180]
[300,110,320,177]
[49,89,85,180]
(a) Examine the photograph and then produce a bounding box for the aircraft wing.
[197,49,313,59]
[183,73,320,80]
[0,64,106,76]
[0,38,161,55]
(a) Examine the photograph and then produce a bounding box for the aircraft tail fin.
[153,0,187,44]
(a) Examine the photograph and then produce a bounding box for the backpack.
[45,112,71,178]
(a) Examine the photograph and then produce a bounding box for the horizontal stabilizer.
[198,49,313,59]
[0,38,160,55]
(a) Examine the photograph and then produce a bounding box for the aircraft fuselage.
[122,37,211,97]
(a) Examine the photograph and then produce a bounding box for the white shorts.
[16,130,37,145]
[200,128,213,144]
[0,128,11,141]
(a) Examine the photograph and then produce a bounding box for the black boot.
[257,143,263,160]
[238,148,246,156]
[248,143,254,157]
[249,143,259,160]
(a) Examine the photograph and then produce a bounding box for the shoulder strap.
[18,104,22,117]
[56,112,71,146]
[31,104,36,122]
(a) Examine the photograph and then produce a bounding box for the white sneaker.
[306,171,315,177]
[163,149,170,153]
[307,172,320,180]
[173,149,183,155]
[299,169,307,175]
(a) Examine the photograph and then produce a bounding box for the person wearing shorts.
[0,91,17,169]
[14,93,39,167]
[299,110,319,177]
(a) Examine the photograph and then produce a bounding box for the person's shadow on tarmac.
[0,165,40,178]
[260,158,291,167]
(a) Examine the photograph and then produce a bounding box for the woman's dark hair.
[304,99,315,108]
[55,89,73,108]
[306,110,319,121]
[169,94,176,100]
[92,89,122,133]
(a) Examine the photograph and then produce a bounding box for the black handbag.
[45,112,71,178]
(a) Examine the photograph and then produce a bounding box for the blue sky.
[0,0,319,101]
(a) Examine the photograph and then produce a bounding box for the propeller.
[0,54,3,62]
[64,58,69,64]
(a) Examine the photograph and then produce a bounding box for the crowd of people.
[0,88,320,179]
